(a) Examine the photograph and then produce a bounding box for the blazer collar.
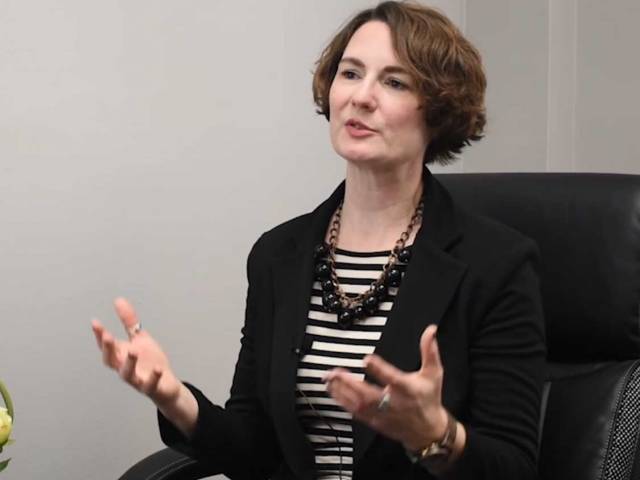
[293,167,462,255]
[269,168,467,476]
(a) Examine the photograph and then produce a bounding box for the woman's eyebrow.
[339,56,411,75]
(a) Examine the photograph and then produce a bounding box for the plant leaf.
[0,458,11,472]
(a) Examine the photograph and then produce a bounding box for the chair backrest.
[122,173,640,480]
[437,172,640,362]
[438,172,640,480]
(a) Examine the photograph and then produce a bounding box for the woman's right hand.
[91,297,182,409]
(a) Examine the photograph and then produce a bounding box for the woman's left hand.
[323,324,448,451]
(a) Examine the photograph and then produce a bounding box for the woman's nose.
[351,81,377,111]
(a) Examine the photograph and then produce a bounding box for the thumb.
[419,324,441,376]
[114,297,139,337]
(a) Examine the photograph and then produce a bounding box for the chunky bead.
[354,305,366,319]
[321,279,335,292]
[322,292,338,308]
[398,248,412,263]
[374,283,388,299]
[364,295,378,314]
[315,262,331,279]
[388,268,402,287]
[328,299,342,313]
[314,243,329,259]
[338,309,354,329]
[311,200,421,322]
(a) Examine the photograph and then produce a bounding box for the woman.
[92,2,545,479]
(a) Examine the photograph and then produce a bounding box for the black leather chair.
[120,173,640,480]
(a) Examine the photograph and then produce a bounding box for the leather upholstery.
[438,173,640,480]
[120,173,640,480]
[438,173,640,361]
[119,448,213,480]
[539,360,640,480]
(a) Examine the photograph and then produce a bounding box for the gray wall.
[0,1,637,479]
[461,0,640,173]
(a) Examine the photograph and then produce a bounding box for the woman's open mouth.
[345,119,376,137]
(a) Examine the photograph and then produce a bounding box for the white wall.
[573,0,640,173]
[0,2,363,478]
[461,0,549,172]
[0,1,637,479]
[0,1,461,478]
[459,0,640,173]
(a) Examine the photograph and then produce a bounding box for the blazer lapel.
[267,170,468,472]
[269,182,346,479]
[352,170,468,465]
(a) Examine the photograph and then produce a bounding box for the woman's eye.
[386,78,407,90]
[340,70,358,80]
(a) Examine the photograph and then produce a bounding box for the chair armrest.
[539,360,640,480]
[119,447,221,480]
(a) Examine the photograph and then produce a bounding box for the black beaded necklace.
[313,199,424,329]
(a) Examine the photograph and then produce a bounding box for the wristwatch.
[406,410,457,471]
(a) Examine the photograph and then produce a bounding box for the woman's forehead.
[342,21,403,69]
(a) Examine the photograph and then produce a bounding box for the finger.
[91,319,105,349]
[326,370,383,414]
[141,368,163,396]
[121,350,140,386]
[114,297,139,338]
[419,324,437,370]
[322,367,350,383]
[363,354,405,387]
[429,335,443,373]
[101,332,115,367]
[326,373,371,413]
[102,332,122,369]
[326,377,361,411]
[419,325,442,376]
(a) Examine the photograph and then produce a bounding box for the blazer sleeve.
[443,238,546,480]
[157,236,283,480]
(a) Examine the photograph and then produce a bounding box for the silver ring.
[377,391,391,412]
[127,322,142,338]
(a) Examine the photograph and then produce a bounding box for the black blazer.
[159,169,546,480]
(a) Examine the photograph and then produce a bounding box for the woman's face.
[329,21,429,170]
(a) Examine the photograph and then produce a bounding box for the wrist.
[404,406,449,452]
[432,407,450,445]
[157,382,188,412]
[157,383,199,439]
[405,408,458,473]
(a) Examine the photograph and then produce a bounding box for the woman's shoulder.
[431,173,539,266]
[451,203,541,279]
[456,204,537,251]
[248,211,316,262]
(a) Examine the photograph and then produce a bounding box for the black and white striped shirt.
[295,248,408,480]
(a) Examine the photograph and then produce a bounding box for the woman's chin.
[338,147,382,166]
[342,153,406,174]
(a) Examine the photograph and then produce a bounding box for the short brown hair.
[312,1,486,165]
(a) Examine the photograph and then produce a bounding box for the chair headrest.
[437,173,640,361]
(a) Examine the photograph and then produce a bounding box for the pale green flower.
[0,407,11,447]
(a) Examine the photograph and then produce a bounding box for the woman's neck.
[333,161,424,252]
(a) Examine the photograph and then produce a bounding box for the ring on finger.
[377,391,391,412]
[127,322,142,338]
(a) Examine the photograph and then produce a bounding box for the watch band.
[407,410,457,469]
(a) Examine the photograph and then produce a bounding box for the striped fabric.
[295,248,409,480]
